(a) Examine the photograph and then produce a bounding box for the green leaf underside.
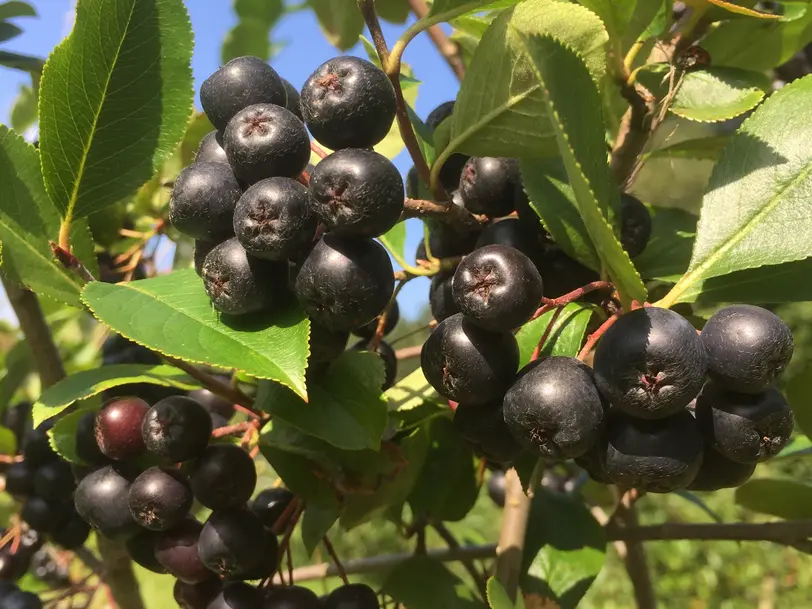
[519,33,647,306]
[255,352,387,451]
[427,0,520,20]
[0,50,44,72]
[664,76,812,306]
[221,0,284,62]
[0,126,87,307]
[515,303,592,366]
[379,222,408,264]
[38,0,194,223]
[577,0,635,39]
[446,0,609,160]
[633,206,697,282]
[784,364,812,437]
[308,0,364,50]
[300,505,340,558]
[48,407,95,463]
[383,556,480,609]
[735,479,812,520]
[33,364,198,427]
[0,2,37,20]
[486,577,514,609]
[81,269,309,398]
[0,426,15,456]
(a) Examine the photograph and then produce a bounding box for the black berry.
[425,101,470,192]
[301,56,396,150]
[282,78,303,120]
[701,304,794,394]
[687,445,756,491]
[593,307,707,419]
[459,157,519,217]
[421,313,519,405]
[200,56,287,131]
[174,577,222,609]
[452,244,543,332]
[129,466,194,531]
[194,239,220,276]
[190,444,257,510]
[208,582,262,609]
[295,234,394,332]
[453,401,523,464]
[620,193,652,258]
[262,585,321,608]
[197,508,271,578]
[503,357,605,460]
[487,470,507,507]
[234,177,317,261]
[51,512,92,550]
[196,131,229,165]
[602,410,704,493]
[74,465,139,538]
[537,247,599,299]
[0,549,29,582]
[201,238,289,317]
[5,462,35,497]
[249,487,295,529]
[425,219,480,259]
[22,497,66,533]
[154,519,212,584]
[169,162,242,241]
[309,149,404,238]
[94,396,150,461]
[309,323,349,363]
[23,422,57,466]
[353,300,399,339]
[324,583,380,609]
[75,410,108,465]
[126,530,167,573]
[223,103,310,185]
[475,218,545,267]
[188,384,234,419]
[429,272,460,322]
[695,382,794,463]
[426,101,455,131]
[4,590,42,609]
[352,339,397,390]
[142,395,213,462]
[33,459,75,502]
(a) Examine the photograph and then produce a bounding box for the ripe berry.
[154,519,212,584]
[174,577,222,609]
[4,589,42,609]
[309,149,404,238]
[200,56,287,132]
[142,395,213,462]
[593,307,707,419]
[234,177,317,261]
[223,103,310,184]
[300,56,396,150]
[700,304,794,394]
[352,339,397,390]
[23,422,57,466]
[197,509,271,578]
[208,582,262,609]
[22,497,66,533]
[249,487,295,529]
[487,470,507,507]
[458,157,519,217]
[196,131,229,165]
[687,445,756,491]
[324,583,380,609]
[353,300,399,339]
[425,218,481,259]
[575,446,611,484]
[421,313,519,405]
[295,234,395,331]
[452,244,543,332]
[426,101,455,131]
[188,385,234,419]
[425,101,470,192]
[429,272,460,322]
[234,533,279,580]
[620,193,652,258]
[282,78,303,121]
[75,410,108,465]
[0,548,29,582]
[169,162,242,241]
[94,396,150,460]
[503,357,605,460]
[453,401,523,463]
[537,247,599,299]
[50,512,92,550]
[129,467,194,531]
[475,218,545,267]
[33,459,75,502]
[263,585,321,608]
[309,323,350,363]
[5,461,35,497]
[201,238,289,316]
[190,444,257,510]
[695,382,793,463]
[126,530,166,573]
[602,410,704,493]
[74,465,139,539]
[194,239,219,276]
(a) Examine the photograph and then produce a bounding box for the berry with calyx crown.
[169,162,242,242]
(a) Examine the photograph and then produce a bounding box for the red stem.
[578,313,620,361]
[323,535,350,585]
[530,306,563,362]
[310,141,328,159]
[540,281,615,308]
[211,421,253,438]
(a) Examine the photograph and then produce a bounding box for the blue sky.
[0,0,461,320]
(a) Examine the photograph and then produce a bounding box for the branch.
[395,345,422,360]
[1,274,65,389]
[610,82,657,190]
[607,520,812,543]
[406,0,465,80]
[96,536,145,609]
[494,468,531,602]
[612,494,657,609]
[403,198,487,233]
[164,356,257,413]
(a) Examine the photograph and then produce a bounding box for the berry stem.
[539,280,616,309]
[368,279,408,351]
[277,502,304,565]
[577,313,620,361]
[211,421,255,438]
[310,141,328,159]
[50,241,97,283]
[405,0,465,80]
[530,306,563,362]
[322,535,350,585]
[164,356,261,416]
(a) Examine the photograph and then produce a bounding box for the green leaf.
[385,367,445,428]
[382,556,481,609]
[0,341,32,414]
[577,0,636,39]
[521,489,606,609]
[255,352,388,451]
[38,0,194,224]
[0,21,22,43]
[47,407,94,463]
[0,126,88,307]
[0,50,43,72]
[450,13,496,65]
[178,112,215,168]
[661,77,812,307]
[407,417,479,521]
[10,83,38,134]
[379,222,407,264]
[300,505,340,558]
[515,303,592,367]
[221,0,284,63]
[308,0,364,50]
[441,0,609,161]
[520,157,599,270]
[376,0,410,23]
[81,269,310,398]
[786,366,812,437]
[633,206,697,282]
[638,66,769,123]
[0,426,16,456]
[644,135,729,163]
[486,577,514,609]
[624,0,672,49]
[0,2,36,19]
[735,479,812,520]
[32,364,198,428]
[519,33,647,306]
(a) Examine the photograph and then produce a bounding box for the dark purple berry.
[453,401,523,464]
[33,459,75,502]
[429,272,460,323]
[174,577,222,609]
[142,395,213,462]
[208,582,262,609]
[459,157,519,218]
[353,300,399,339]
[50,513,91,550]
[94,396,150,460]
[23,422,57,466]
[5,462,35,498]
[129,466,194,531]
[324,583,380,609]
[21,497,68,534]
[154,519,212,584]
[249,487,295,529]
[169,162,242,241]
[196,131,229,165]
[75,410,108,465]
[263,585,321,609]
[190,445,257,510]
[197,509,271,578]
[687,445,756,491]
[620,193,652,258]
[309,323,350,363]
[126,530,166,573]
[282,78,303,121]
[74,465,139,539]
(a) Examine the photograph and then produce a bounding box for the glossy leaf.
[47,408,93,463]
[255,352,388,451]
[221,0,284,62]
[520,34,647,306]
[515,303,593,366]
[634,207,697,282]
[382,555,481,609]
[82,269,310,398]
[644,136,729,163]
[443,0,608,161]
[308,0,364,50]
[32,364,198,427]
[0,1,36,19]
[662,77,812,306]
[39,0,194,223]
[735,479,812,520]
[379,222,407,264]
[624,0,672,48]
[705,0,783,19]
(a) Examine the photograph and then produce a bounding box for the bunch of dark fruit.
[0,581,42,609]
[169,54,402,385]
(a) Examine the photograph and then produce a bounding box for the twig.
[402,198,487,232]
[395,345,423,360]
[310,141,328,159]
[432,522,487,600]
[211,421,255,439]
[611,491,656,609]
[406,0,465,80]
[540,281,615,308]
[607,520,812,543]
[164,356,258,413]
[494,468,530,602]
[610,81,657,190]
[50,242,96,282]
[530,306,563,362]
[322,536,350,585]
